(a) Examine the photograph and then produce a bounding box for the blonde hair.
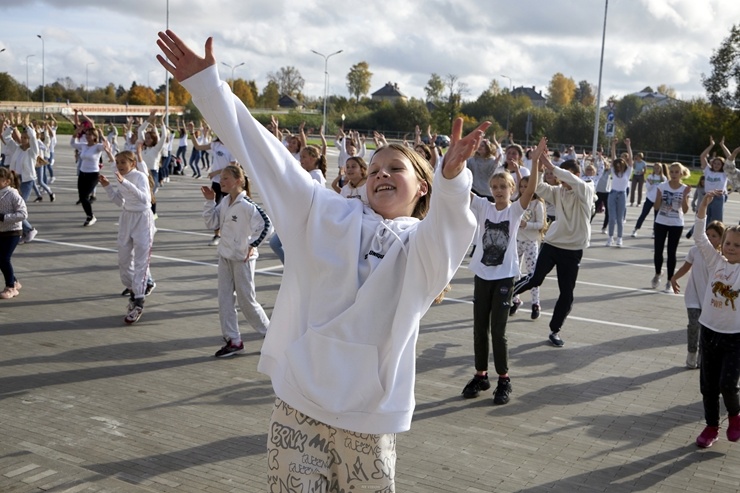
[669,162,690,179]
[489,171,516,192]
[371,143,433,219]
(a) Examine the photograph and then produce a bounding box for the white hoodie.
[183,65,476,434]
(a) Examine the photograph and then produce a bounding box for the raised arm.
[624,138,633,166]
[519,137,546,210]
[700,136,715,169]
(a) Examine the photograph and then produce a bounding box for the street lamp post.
[25,54,35,102]
[591,0,610,157]
[37,35,44,115]
[221,62,245,90]
[311,49,343,133]
[164,0,170,125]
[501,74,513,137]
[86,62,95,102]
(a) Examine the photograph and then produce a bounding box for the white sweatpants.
[118,210,155,299]
[218,256,269,343]
[516,238,540,306]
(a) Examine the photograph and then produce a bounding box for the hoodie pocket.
[284,329,385,414]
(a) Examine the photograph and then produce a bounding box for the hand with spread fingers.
[442,118,491,180]
[156,30,217,83]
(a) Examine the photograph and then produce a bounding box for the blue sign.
[607,111,615,122]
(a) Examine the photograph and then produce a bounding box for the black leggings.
[653,222,683,278]
[0,235,21,287]
[473,276,513,376]
[513,243,583,333]
[700,327,740,427]
[77,171,99,218]
[596,191,609,228]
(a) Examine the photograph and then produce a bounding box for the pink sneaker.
[696,426,719,448]
[727,415,740,442]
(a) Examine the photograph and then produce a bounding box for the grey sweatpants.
[217,256,269,343]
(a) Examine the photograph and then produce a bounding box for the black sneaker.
[493,377,512,405]
[121,288,132,296]
[549,332,565,347]
[462,375,491,398]
[144,283,156,296]
[215,340,245,358]
[531,304,540,320]
[509,298,521,316]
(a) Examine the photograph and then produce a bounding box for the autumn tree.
[233,78,257,107]
[574,80,596,106]
[346,61,372,101]
[169,78,191,106]
[656,84,677,99]
[547,72,576,107]
[267,66,304,97]
[424,73,445,102]
[128,82,156,105]
[702,24,740,108]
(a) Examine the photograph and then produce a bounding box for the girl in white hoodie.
[157,30,489,493]
[202,165,272,357]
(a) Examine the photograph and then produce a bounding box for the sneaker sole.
[215,349,244,358]
[696,437,718,448]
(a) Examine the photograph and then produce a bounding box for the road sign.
[605,122,615,137]
[607,111,615,122]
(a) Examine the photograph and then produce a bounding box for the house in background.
[511,86,547,107]
[278,94,303,109]
[630,87,677,107]
[372,82,408,103]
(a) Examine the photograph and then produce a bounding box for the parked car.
[435,135,450,148]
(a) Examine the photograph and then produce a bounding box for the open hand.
[442,118,491,179]
[156,30,216,83]
[201,185,215,200]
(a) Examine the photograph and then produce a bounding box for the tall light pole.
[311,49,342,133]
[221,62,245,90]
[591,0,610,157]
[164,0,170,125]
[86,62,95,102]
[25,54,35,101]
[37,35,45,115]
[500,74,513,136]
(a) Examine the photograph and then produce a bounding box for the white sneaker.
[631,230,638,238]
[606,237,613,247]
[616,237,623,247]
[84,216,97,227]
[651,273,662,289]
[24,229,38,243]
[686,351,699,369]
[663,281,672,293]
[209,235,221,246]
[601,227,607,234]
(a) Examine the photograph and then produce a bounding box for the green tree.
[575,80,596,106]
[267,66,304,97]
[0,72,25,100]
[614,94,644,126]
[551,103,597,146]
[346,61,373,102]
[547,72,577,107]
[702,24,740,108]
[424,73,445,102]
[260,80,280,109]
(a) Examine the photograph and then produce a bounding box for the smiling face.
[710,158,724,172]
[299,147,317,173]
[288,136,301,154]
[345,157,366,183]
[722,230,740,264]
[366,146,429,220]
[220,168,242,194]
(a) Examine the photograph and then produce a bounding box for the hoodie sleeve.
[181,65,351,252]
[203,199,221,231]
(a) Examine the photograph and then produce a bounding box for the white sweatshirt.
[183,65,477,434]
[6,126,39,183]
[536,166,595,250]
[203,191,272,261]
[103,169,152,212]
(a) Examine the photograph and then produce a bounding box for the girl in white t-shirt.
[651,162,691,292]
[632,162,667,238]
[606,138,633,247]
[670,220,725,369]
[692,191,740,449]
[299,145,327,188]
[510,175,546,320]
[332,156,368,205]
[462,137,545,406]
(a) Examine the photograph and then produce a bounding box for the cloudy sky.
[0,0,737,104]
